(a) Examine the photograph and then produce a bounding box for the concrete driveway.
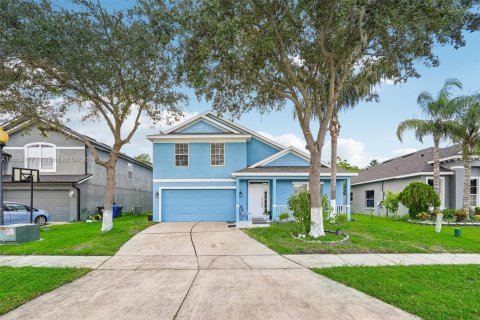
[2,222,417,320]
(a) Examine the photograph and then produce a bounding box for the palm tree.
[449,93,480,211]
[397,79,462,211]
[329,79,374,218]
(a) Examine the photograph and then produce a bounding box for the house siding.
[178,120,225,133]
[153,142,247,179]
[264,153,309,166]
[246,137,279,166]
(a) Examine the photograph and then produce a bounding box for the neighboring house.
[148,111,356,223]
[1,118,152,222]
[351,145,480,216]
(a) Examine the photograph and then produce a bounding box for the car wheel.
[34,215,47,226]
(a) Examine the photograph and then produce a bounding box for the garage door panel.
[4,190,70,222]
[162,189,235,222]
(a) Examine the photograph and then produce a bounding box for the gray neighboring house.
[351,145,480,216]
[1,118,153,222]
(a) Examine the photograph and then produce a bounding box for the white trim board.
[163,113,239,134]
[147,134,251,143]
[351,171,454,186]
[154,179,235,183]
[157,185,237,222]
[232,172,358,177]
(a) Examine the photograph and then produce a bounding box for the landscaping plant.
[322,194,333,219]
[398,182,440,218]
[454,209,469,222]
[383,191,400,218]
[278,212,290,221]
[287,191,311,235]
[441,208,456,220]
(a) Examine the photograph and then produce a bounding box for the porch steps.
[251,217,269,225]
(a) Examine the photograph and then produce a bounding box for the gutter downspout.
[73,183,81,221]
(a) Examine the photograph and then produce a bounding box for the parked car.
[2,202,51,226]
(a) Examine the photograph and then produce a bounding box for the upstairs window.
[25,143,56,172]
[127,163,133,180]
[175,143,189,167]
[365,190,375,208]
[210,143,225,166]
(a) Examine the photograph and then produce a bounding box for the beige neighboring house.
[351,145,480,216]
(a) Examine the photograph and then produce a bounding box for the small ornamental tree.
[383,191,400,218]
[287,191,311,235]
[398,182,440,218]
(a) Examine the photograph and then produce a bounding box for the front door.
[248,181,269,217]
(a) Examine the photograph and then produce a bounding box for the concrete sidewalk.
[0,255,110,268]
[2,252,480,269]
[285,253,480,268]
[2,223,419,320]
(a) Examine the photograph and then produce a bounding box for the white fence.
[274,204,350,220]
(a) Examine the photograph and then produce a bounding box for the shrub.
[287,190,311,234]
[383,191,400,218]
[475,207,480,215]
[416,212,430,221]
[398,182,440,218]
[454,209,469,222]
[278,212,290,221]
[474,214,480,221]
[322,194,332,218]
[333,213,348,232]
[441,208,455,220]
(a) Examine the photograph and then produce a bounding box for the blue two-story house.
[148,112,356,223]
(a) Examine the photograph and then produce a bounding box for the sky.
[54,0,480,167]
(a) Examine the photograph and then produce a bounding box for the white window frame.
[174,143,189,167]
[425,177,446,209]
[292,181,324,196]
[210,142,225,167]
[127,163,133,180]
[470,177,479,208]
[365,190,375,209]
[24,142,57,173]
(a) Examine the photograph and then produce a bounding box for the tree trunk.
[463,154,472,211]
[433,134,441,212]
[101,148,120,232]
[309,146,325,237]
[330,110,340,218]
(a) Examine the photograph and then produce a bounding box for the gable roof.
[2,117,152,170]
[153,110,330,167]
[163,112,240,134]
[351,145,460,185]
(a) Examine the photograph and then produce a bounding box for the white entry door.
[248,181,269,217]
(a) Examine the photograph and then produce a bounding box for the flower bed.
[408,219,480,226]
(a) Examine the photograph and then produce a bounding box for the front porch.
[234,176,352,223]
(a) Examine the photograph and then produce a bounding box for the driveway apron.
[2,222,418,320]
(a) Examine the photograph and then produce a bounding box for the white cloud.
[257,131,307,151]
[324,138,387,168]
[393,147,418,156]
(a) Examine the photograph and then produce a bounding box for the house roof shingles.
[351,145,461,185]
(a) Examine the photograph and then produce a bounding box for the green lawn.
[0,267,90,316]
[314,264,480,320]
[244,214,480,254]
[0,214,153,256]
